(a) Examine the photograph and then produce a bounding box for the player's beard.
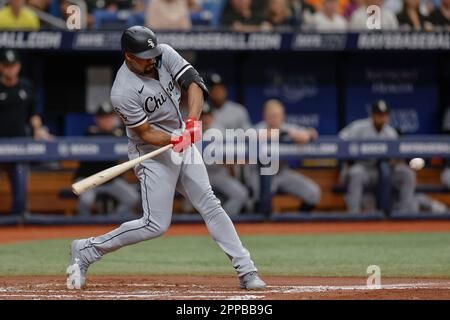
[143,63,155,75]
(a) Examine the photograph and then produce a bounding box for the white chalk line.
[0,292,264,300]
[2,282,450,299]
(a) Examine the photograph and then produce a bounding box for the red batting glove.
[171,118,202,153]
[185,117,202,143]
[171,130,192,153]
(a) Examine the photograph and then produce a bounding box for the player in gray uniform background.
[339,100,416,214]
[207,73,252,130]
[253,99,321,212]
[74,102,140,216]
[440,106,450,191]
[201,73,253,215]
[66,26,266,290]
[199,104,250,216]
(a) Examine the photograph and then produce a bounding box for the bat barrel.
[70,144,173,195]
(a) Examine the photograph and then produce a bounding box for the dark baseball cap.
[0,50,20,65]
[371,100,390,114]
[96,101,114,116]
[205,73,224,88]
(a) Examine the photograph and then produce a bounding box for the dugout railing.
[1,136,450,225]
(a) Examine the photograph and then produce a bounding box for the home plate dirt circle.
[1,276,450,300]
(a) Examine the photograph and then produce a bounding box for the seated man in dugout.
[198,104,250,216]
[338,100,416,214]
[74,102,140,216]
[252,99,321,213]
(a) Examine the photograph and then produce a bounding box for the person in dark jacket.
[0,49,52,214]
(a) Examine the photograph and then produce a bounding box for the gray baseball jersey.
[339,118,398,140]
[339,117,415,213]
[77,44,257,277]
[213,100,252,130]
[250,121,321,206]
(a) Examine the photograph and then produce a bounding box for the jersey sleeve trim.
[174,64,192,82]
[126,115,148,128]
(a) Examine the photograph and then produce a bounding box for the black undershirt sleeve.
[177,67,209,98]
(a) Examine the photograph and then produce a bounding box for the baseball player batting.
[66,26,266,291]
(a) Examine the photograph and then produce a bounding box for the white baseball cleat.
[239,271,267,290]
[66,240,90,290]
[66,259,84,289]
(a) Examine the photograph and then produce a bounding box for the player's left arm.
[177,64,208,120]
[176,64,208,142]
[186,83,205,120]
[161,44,208,119]
[161,44,208,143]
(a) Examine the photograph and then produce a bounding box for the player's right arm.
[130,122,172,146]
[129,122,193,152]
[111,93,191,150]
[111,93,172,147]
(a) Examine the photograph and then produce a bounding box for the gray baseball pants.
[78,145,257,277]
[345,163,416,213]
[207,165,249,215]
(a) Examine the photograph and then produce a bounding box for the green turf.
[1,232,450,277]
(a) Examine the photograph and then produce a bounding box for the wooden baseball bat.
[71,144,173,195]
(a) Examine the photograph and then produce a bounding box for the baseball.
[409,158,425,170]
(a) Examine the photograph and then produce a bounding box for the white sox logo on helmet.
[147,39,155,48]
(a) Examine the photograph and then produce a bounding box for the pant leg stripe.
[81,223,151,249]
[80,145,154,250]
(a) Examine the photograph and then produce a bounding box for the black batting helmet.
[121,26,162,59]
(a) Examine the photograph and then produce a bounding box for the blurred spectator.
[397,0,433,30]
[188,0,221,27]
[146,0,192,30]
[343,0,364,19]
[221,0,264,31]
[0,50,52,214]
[27,0,51,12]
[304,0,349,14]
[428,0,450,30]
[349,0,399,30]
[0,0,40,30]
[310,0,347,31]
[74,102,140,216]
[384,0,403,13]
[339,101,416,214]
[207,73,252,130]
[79,0,145,30]
[253,99,321,213]
[263,0,298,30]
[198,104,250,216]
[290,0,316,27]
